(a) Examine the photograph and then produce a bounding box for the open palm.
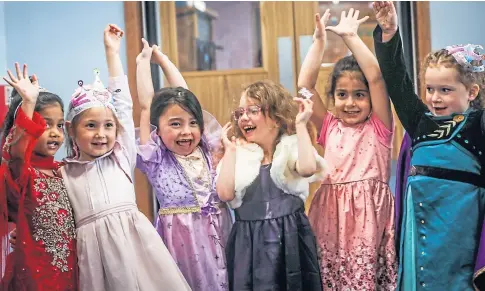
[326,8,369,37]
[3,63,39,104]
[373,1,398,34]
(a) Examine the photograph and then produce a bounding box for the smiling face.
[333,73,372,125]
[236,93,279,147]
[424,65,476,116]
[34,104,65,157]
[69,107,118,161]
[157,103,202,156]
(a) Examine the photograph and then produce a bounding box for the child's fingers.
[322,9,331,24]
[3,76,14,87]
[341,10,346,20]
[348,8,355,19]
[14,62,22,80]
[222,122,232,130]
[6,69,17,83]
[109,24,124,37]
[31,74,39,86]
[353,9,360,20]
[359,15,370,24]
[22,64,29,79]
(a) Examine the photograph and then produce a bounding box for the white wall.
[430,1,485,50]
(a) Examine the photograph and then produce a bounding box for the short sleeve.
[369,113,394,148]
[135,125,166,175]
[317,113,338,147]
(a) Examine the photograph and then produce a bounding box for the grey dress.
[225,164,322,291]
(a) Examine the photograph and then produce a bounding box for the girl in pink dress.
[299,8,397,290]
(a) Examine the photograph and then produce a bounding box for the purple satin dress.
[136,120,232,291]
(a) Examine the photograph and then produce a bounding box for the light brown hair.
[232,80,316,144]
[422,49,485,109]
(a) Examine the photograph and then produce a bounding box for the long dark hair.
[150,87,205,134]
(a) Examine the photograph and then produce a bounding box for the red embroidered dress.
[0,107,78,291]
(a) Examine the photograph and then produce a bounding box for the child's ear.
[469,84,480,101]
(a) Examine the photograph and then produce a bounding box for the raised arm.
[294,98,317,177]
[2,63,41,160]
[136,39,155,145]
[373,1,427,134]
[327,8,392,129]
[152,46,188,89]
[297,10,330,133]
[104,24,136,165]
[215,123,236,202]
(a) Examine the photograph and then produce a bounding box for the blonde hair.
[232,80,316,144]
[422,49,485,109]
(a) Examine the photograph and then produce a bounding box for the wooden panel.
[260,1,297,93]
[183,71,269,125]
[159,1,179,67]
[293,1,319,74]
[414,1,431,102]
[124,1,154,221]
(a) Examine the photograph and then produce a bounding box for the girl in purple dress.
[135,39,232,290]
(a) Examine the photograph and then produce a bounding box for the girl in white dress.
[60,24,191,291]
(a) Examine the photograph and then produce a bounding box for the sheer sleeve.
[373,26,428,136]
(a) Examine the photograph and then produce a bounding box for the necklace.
[175,148,212,203]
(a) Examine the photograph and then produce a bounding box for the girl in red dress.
[0,63,78,290]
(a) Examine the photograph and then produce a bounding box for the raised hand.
[294,97,314,125]
[3,63,39,105]
[313,9,331,41]
[326,8,369,37]
[221,123,236,151]
[373,1,398,35]
[136,38,153,64]
[104,24,124,54]
[221,123,247,151]
[151,44,167,64]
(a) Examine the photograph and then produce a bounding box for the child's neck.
[260,142,275,165]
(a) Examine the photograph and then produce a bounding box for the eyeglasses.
[233,105,263,121]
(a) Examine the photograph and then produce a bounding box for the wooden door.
[156,1,405,215]
[159,1,300,124]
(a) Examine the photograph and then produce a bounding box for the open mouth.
[243,125,256,133]
[433,107,447,114]
[176,139,192,147]
[47,141,60,150]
